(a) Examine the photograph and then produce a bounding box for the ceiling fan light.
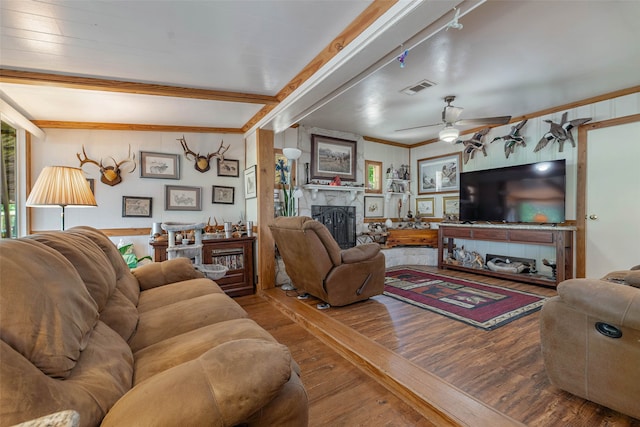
[439,127,460,143]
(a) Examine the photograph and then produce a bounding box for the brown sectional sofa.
[0,226,308,426]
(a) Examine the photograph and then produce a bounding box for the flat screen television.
[459,159,566,224]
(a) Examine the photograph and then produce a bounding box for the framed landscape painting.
[310,134,357,181]
[417,152,461,194]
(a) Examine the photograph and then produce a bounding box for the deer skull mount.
[77,145,136,186]
[179,136,229,173]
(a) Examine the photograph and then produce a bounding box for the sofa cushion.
[0,239,98,379]
[132,257,205,291]
[27,230,139,341]
[128,293,248,352]
[136,277,224,313]
[133,318,276,384]
[68,226,140,306]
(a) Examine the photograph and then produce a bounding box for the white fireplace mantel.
[302,184,365,202]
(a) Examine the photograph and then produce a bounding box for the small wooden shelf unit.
[151,236,255,297]
[437,224,574,287]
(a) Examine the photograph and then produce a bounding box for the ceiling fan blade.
[443,106,463,124]
[456,115,512,126]
[395,122,443,132]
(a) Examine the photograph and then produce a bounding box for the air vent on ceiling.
[400,79,436,96]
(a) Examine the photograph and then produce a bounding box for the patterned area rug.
[384,268,547,330]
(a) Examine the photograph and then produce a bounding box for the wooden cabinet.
[437,224,575,287]
[150,236,255,297]
[386,228,438,248]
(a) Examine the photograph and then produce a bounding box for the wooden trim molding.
[0,69,278,105]
[31,120,243,133]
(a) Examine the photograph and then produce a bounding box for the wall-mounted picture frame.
[310,134,357,181]
[212,185,235,204]
[365,160,383,193]
[417,152,461,194]
[165,185,201,211]
[86,178,95,195]
[122,196,152,217]
[274,149,296,187]
[364,196,384,218]
[443,195,460,215]
[244,166,257,199]
[217,159,239,177]
[416,197,435,217]
[140,151,180,179]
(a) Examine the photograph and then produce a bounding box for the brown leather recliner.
[269,216,385,307]
[539,265,640,420]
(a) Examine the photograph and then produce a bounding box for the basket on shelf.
[195,264,228,280]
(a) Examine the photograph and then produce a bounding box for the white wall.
[29,129,246,256]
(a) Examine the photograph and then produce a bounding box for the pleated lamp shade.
[26,166,97,229]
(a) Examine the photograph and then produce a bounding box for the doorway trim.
[576,113,640,277]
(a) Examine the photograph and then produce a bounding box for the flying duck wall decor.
[491,119,528,159]
[533,112,591,153]
[459,128,491,164]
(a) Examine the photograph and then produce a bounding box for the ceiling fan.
[396,96,511,143]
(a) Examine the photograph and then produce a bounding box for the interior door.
[586,121,640,277]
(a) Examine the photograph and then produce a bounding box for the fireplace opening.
[311,205,356,249]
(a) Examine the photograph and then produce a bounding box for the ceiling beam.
[242,0,399,133]
[31,121,243,133]
[0,69,278,105]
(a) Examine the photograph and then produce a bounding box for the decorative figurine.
[534,112,591,153]
[491,119,528,158]
[459,128,490,164]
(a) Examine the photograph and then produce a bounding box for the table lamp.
[26,166,97,230]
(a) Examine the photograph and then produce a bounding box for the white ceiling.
[1,0,639,145]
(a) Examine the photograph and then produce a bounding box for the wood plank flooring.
[237,266,640,426]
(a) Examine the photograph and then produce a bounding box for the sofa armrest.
[341,243,380,264]
[101,339,295,426]
[132,258,204,291]
[557,278,640,329]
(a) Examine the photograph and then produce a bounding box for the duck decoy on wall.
[534,112,591,153]
[459,128,490,164]
[491,119,528,159]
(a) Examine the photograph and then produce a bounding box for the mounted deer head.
[179,136,229,173]
[77,145,136,186]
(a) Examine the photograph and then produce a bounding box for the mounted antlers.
[179,135,229,173]
[77,145,136,186]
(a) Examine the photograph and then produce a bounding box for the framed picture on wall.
[364,196,384,218]
[217,159,239,177]
[417,153,461,194]
[310,134,357,181]
[140,151,180,179]
[212,185,235,204]
[165,185,201,211]
[365,160,383,193]
[244,166,257,199]
[415,197,435,217]
[122,196,152,217]
[442,195,460,216]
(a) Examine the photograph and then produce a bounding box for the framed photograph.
[416,197,435,217]
[122,196,152,217]
[365,160,383,193]
[165,185,201,211]
[217,159,239,177]
[140,151,180,179]
[86,178,95,195]
[244,165,257,199]
[310,134,357,181]
[417,152,461,194]
[212,185,235,204]
[274,149,297,187]
[364,196,384,218]
[443,195,460,215]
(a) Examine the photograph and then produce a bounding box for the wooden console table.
[386,228,438,248]
[150,236,255,297]
[437,224,574,287]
